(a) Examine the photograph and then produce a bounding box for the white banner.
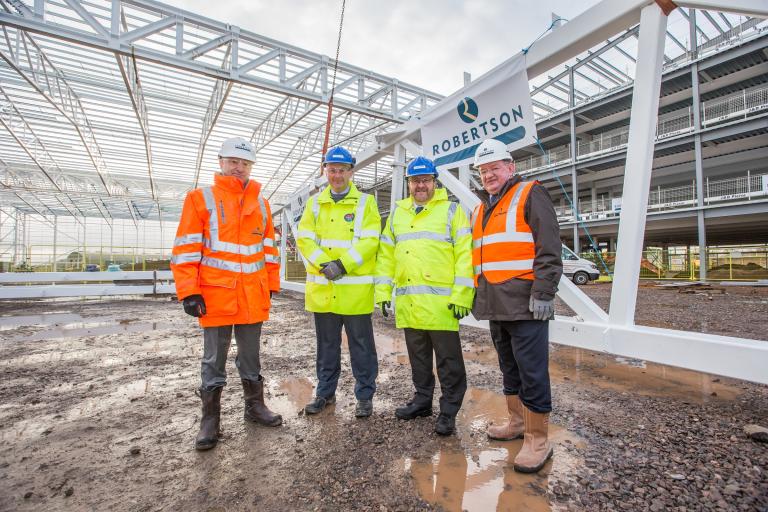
[762,174,768,193]
[419,54,537,168]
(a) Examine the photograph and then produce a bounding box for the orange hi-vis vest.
[472,180,537,286]
[171,174,280,327]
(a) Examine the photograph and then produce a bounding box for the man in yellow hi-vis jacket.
[374,157,474,435]
[297,146,381,418]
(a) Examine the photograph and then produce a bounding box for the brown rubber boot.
[487,394,524,441]
[513,407,553,473]
[242,377,282,427]
[195,387,222,451]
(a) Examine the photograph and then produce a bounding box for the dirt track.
[0,283,766,511]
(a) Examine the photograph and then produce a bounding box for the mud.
[0,285,766,511]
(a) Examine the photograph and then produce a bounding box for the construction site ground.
[0,282,766,511]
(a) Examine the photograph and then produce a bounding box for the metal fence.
[579,246,768,281]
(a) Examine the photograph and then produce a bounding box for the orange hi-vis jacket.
[171,174,280,327]
[472,180,537,286]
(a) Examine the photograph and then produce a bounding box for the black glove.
[319,259,346,281]
[377,301,391,317]
[448,303,471,320]
[183,294,206,317]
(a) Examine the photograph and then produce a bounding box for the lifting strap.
[319,0,347,177]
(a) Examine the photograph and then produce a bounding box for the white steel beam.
[115,51,157,199]
[608,3,668,326]
[0,1,442,121]
[676,1,768,18]
[0,28,113,194]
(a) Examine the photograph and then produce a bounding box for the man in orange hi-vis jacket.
[471,138,562,474]
[171,137,282,451]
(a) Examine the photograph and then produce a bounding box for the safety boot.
[434,413,456,436]
[487,394,525,441]
[242,377,282,427]
[513,407,553,473]
[195,387,222,451]
[395,398,432,420]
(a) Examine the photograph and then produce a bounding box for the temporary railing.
[701,83,768,126]
[515,144,572,173]
[0,270,175,298]
[579,246,768,281]
[528,85,767,170]
[555,171,768,222]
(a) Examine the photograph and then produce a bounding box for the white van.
[561,245,601,285]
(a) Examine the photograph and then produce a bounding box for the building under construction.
[0,1,766,511]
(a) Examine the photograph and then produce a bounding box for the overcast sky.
[166,0,601,96]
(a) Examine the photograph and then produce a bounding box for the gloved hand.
[183,294,206,317]
[448,303,471,320]
[377,301,391,317]
[529,296,554,321]
[319,259,346,281]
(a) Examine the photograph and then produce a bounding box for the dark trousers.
[314,313,378,400]
[404,329,467,417]
[489,320,551,413]
[201,323,262,391]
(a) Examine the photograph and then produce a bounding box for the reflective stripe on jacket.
[171,174,280,327]
[472,180,536,285]
[297,182,381,314]
[374,188,474,331]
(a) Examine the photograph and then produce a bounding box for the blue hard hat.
[406,156,438,177]
[323,146,356,168]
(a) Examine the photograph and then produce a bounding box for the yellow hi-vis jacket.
[297,182,381,314]
[374,188,475,331]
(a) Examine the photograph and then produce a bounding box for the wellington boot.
[513,408,553,473]
[242,377,282,427]
[195,387,222,451]
[487,394,524,441]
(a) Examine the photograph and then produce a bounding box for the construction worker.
[374,157,473,436]
[296,146,381,418]
[171,137,282,451]
[471,138,563,473]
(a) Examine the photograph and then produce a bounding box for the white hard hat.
[218,137,256,163]
[473,138,512,167]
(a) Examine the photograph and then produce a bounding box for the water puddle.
[461,339,741,402]
[4,320,175,341]
[405,388,584,512]
[0,313,83,330]
[549,346,742,402]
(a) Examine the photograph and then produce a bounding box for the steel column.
[609,3,668,326]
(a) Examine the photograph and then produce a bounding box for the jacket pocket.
[199,272,238,316]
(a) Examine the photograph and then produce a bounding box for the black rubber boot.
[242,377,282,427]
[195,387,222,451]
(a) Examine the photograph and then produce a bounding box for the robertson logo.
[344,213,355,222]
[457,97,478,123]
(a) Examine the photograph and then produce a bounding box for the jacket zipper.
[219,200,226,225]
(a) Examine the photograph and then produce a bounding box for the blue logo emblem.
[344,213,355,222]
[457,97,478,124]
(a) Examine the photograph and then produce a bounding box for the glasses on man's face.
[478,165,506,177]
[325,168,351,176]
[223,158,253,168]
[409,177,435,185]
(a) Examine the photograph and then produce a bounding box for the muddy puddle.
[0,317,178,341]
[462,341,742,403]
[405,388,584,512]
